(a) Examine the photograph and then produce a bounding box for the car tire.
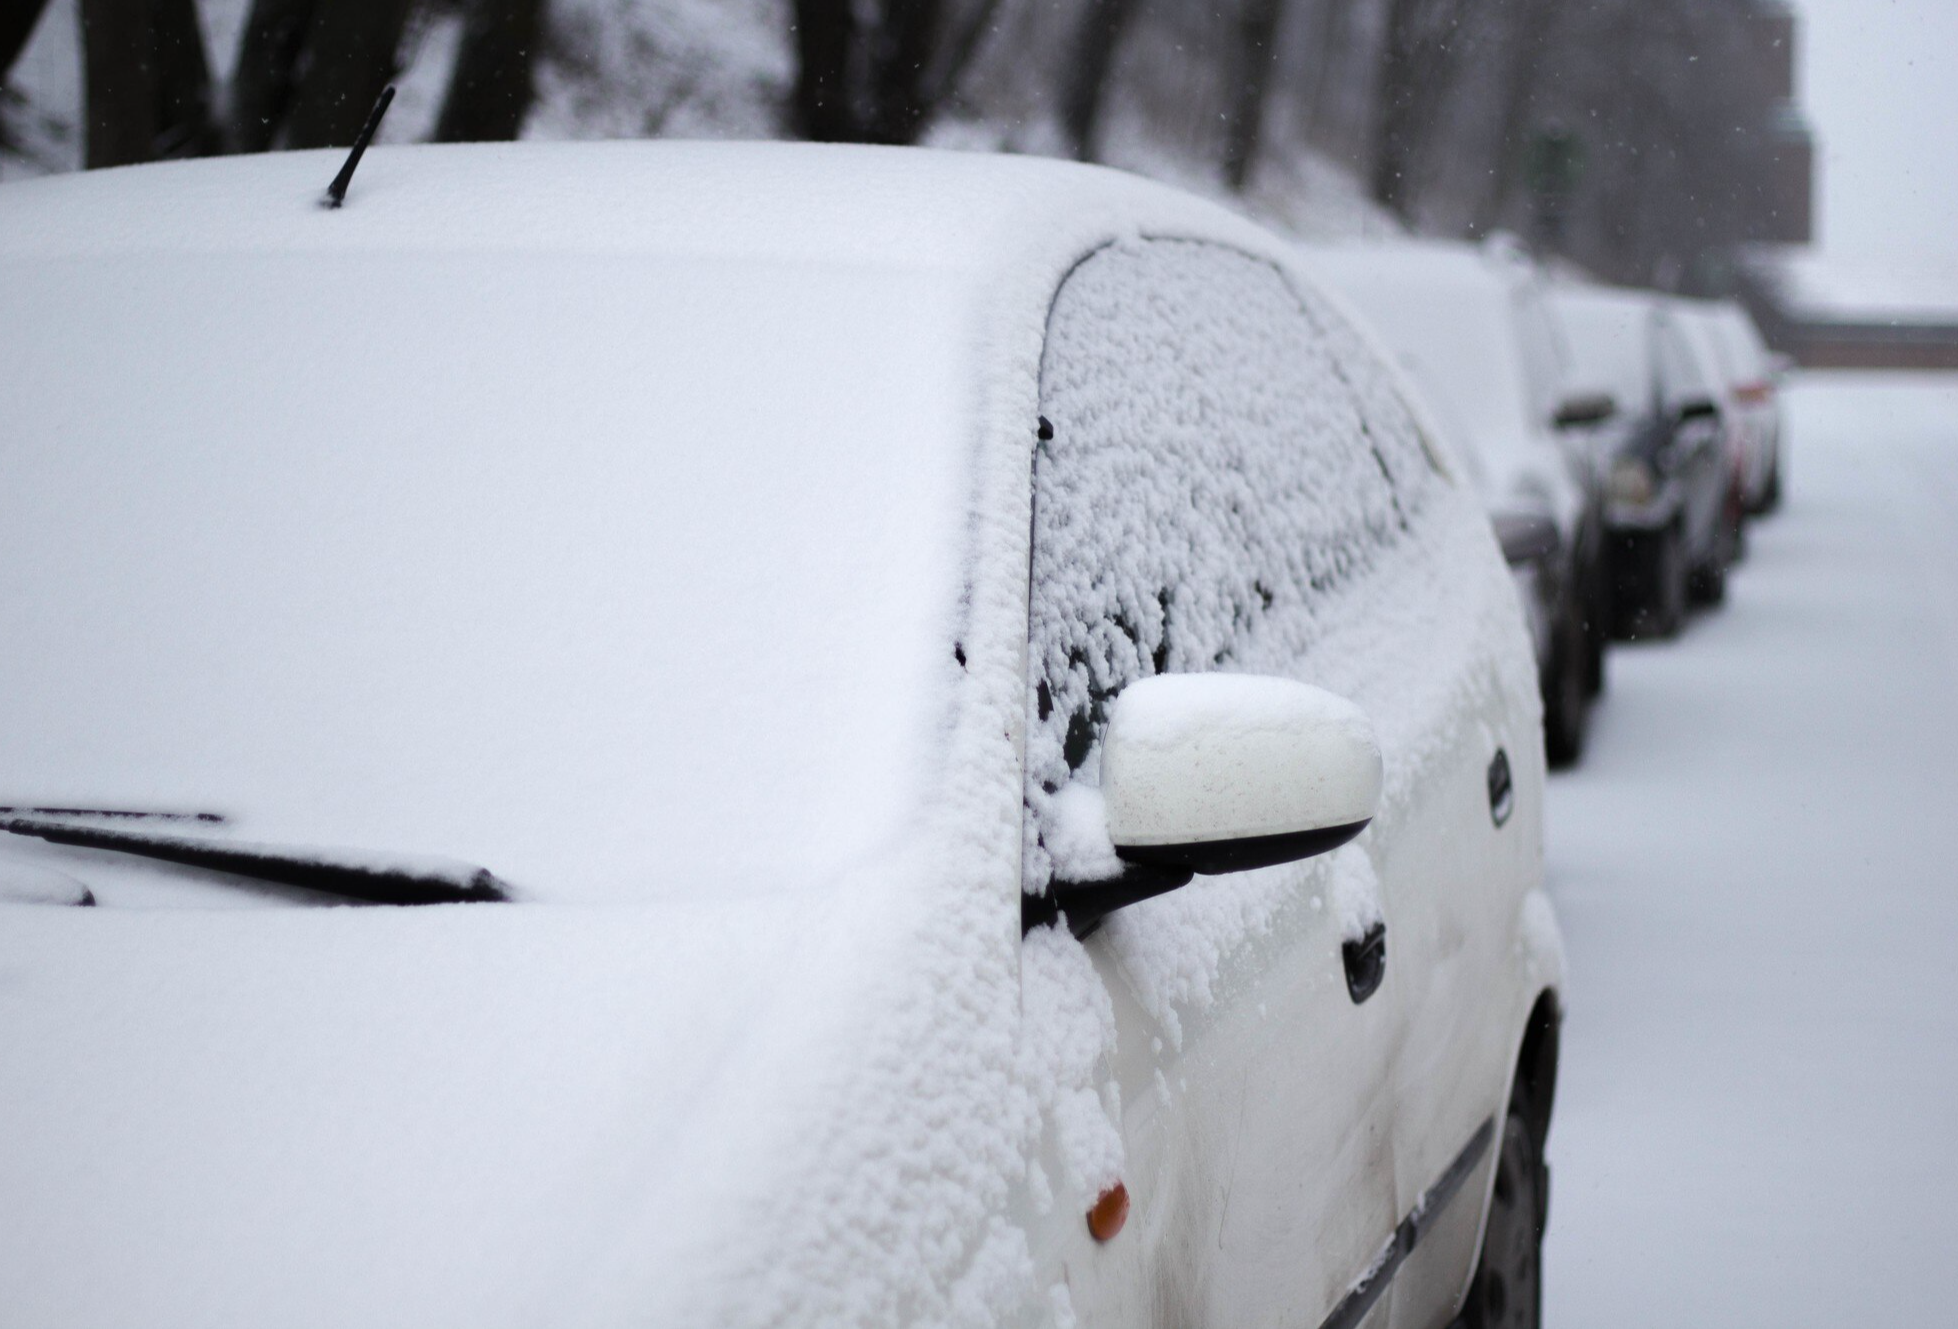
[1648,524,1688,639]
[1581,565,1608,697]
[1688,549,1727,606]
[1758,454,1783,514]
[1542,612,1588,769]
[1450,1107,1547,1329]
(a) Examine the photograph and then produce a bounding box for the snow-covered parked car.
[1670,298,1753,580]
[1700,299,1787,514]
[0,143,1564,1329]
[1299,238,1610,767]
[1551,284,1735,636]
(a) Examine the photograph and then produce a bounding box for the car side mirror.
[1491,511,1560,566]
[1674,397,1719,425]
[1024,675,1382,937]
[1553,392,1617,429]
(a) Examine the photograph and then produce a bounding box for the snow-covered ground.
[1543,373,1958,1323]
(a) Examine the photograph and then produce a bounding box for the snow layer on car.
[1554,284,1659,412]
[0,142,1315,1328]
[0,145,1541,1327]
[1027,239,1437,886]
[1300,240,1572,520]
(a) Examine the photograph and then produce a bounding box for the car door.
[1018,238,1445,1328]
[1250,289,1549,1329]
[1653,310,1728,562]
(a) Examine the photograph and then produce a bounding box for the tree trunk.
[1473,0,1559,233]
[792,0,857,140]
[282,0,413,149]
[921,0,1002,113]
[1059,0,1140,162]
[80,0,156,167]
[1221,0,1288,192]
[1,0,53,82]
[1369,0,1470,219]
[865,0,943,144]
[151,0,219,157]
[434,0,543,142]
[227,0,314,151]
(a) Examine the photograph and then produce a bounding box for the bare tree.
[791,0,998,145]
[1471,0,1560,234]
[282,0,414,148]
[1058,0,1141,162]
[228,0,312,152]
[1220,0,1289,191]
[2,0,54,82]
[1369,0,1474,218]
[79,0,217,167]
[791,0,856,141]
[434,0,544,142]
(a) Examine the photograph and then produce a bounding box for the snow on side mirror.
[1103,673,1382,874]
[1022,674,1383,939]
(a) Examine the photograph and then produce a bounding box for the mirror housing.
[1553,392,1617,429]
[1025,677,1394,935]
[1104,674,1380,873]
[1491,511,1561,566]
[1026,675,1382,937]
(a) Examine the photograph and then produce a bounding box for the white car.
[1299,239,1610,767]
[0,143,1564,1329]
[1700,300,1787,514]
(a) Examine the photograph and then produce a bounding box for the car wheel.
[1759,454,1783,514]
[1451,1109,1546,1329]
[1542,612,1588,769]
[1581,576,1607,697]
[1648,524,1687,639]
[1688,548,1727,606]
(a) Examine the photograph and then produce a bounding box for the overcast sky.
[1795,0,1958,274]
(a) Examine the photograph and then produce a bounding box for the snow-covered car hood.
[0,200,976,907]
[0,888,861,1326]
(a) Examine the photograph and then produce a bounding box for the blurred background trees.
[2,0,1809,292]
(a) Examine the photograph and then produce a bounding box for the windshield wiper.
[0,812,510,906]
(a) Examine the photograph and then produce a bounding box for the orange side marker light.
[1087,1182,1129,1242]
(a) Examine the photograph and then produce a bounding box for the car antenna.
[322,84,396,210]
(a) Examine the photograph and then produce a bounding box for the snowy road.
[1543,374,1958,1325]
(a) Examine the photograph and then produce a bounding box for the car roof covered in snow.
[1299,237,1572,515]
[1551,283,1659,413]
[0,138,1277,271]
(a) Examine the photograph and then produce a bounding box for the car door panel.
[1054,876,1404,1328]
[1020,237,1441,1325]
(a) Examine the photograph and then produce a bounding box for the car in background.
[0,143,1564,1329]
[1702,300,1787,513]
[1302,238,1610,766]
[1671,299,1753,583]
[1553,284,1735,637]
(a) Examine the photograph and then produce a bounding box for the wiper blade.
[0,806,227,825]
[0,814,510,906]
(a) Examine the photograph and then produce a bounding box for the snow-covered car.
[1700,299,1787,513]
[1552,284,1735,636]
[0,143,1564,1329]
[1670,299,1753,581]
[1300,238,1609,766]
